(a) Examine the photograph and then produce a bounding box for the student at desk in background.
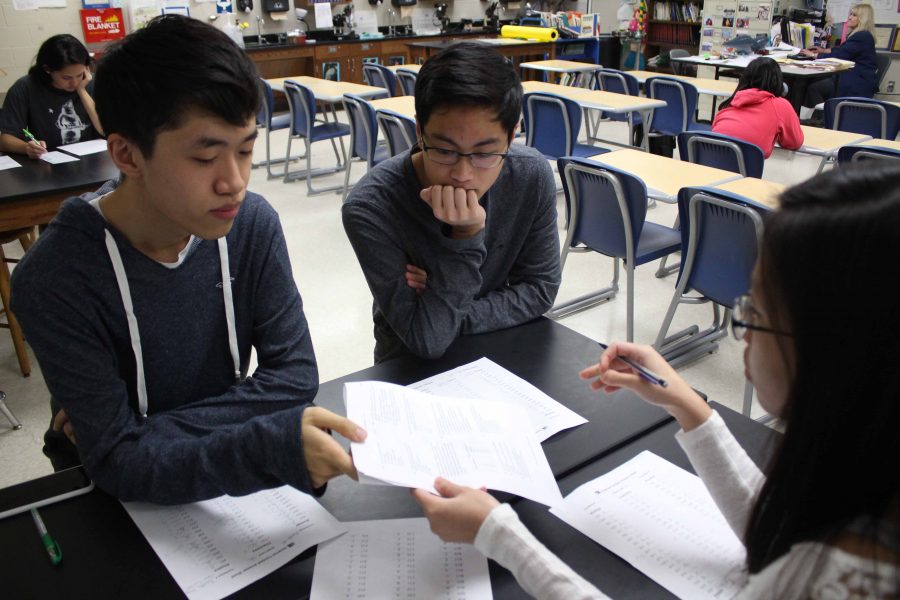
[0,34,102,159]
[712,57,804,158]
[799,3,878,121]
[342,43,561,363]
[10,16,365,504]
[414,164,900,598]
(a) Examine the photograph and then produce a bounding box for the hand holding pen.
[22,128,47,159]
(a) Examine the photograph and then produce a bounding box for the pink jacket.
[712,89,804,159]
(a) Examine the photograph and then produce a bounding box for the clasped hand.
[420,185,486,239]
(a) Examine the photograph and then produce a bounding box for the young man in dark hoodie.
[10,15,365,504]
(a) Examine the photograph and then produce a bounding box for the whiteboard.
[868,0,900,25]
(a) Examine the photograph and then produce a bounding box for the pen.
[30,508,62,566]
[22,128,38,143]
[598,342,668,388]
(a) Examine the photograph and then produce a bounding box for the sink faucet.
[387,8,396,36]
[256,15,267,45]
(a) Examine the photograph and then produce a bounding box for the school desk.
[789,124,872,173]
[265,75,386,103]
[519,59,604,85]
[858,138,900,151]
[386,63,421,74]
[627,70,738,120]
[714,178,786,209]
[369,95,416,119]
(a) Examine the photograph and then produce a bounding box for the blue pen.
[598,342,668,388]
[30,508,62,566]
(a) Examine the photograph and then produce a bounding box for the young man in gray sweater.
[10,16,365,504]
[342,43,561,363]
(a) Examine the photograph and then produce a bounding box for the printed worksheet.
[57,139,108,156]
[310,518,492,600]
[410,357,587,442]
[0,155,21,170]
[550,451,747,599]
[39,151,79,164]
[346,381,563,506]
[123,487,346,600]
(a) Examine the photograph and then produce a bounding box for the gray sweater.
[11,181,320,504]
[342,144,561,363]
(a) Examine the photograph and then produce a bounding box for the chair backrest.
[376,109,416,157]
[669,49,696,77]
[646,77,699,136]
[284,80,317,137]
[523,92,583,159]
[824,96,900,140]
[675,186,770,306]
[558,157,650,261]
[343,93,379,164]
[363,64,397,97]
[395,68,417,96]
[836,144,900,165]
[257,78,275,128]
[594,68,640,96]
[875,52,891,89]
[677,131,765,178]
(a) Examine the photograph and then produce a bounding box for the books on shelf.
[652,1,700,23]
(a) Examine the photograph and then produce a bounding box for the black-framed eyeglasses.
[730,294,793,341]
[420,135,509,169]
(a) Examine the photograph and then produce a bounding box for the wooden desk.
[386,63,421,73]
[789,125,872,172]
[587,148,742,202]
[627,70,737,98]
[265,75,385,102]
[522,81,666,151]
[370,95,416,119]
[0,152,119,231]
[407,38,555,75]
[0,318,672,599]
[714,177,786,209]
[859,138,900,151]
[520,59,603,85]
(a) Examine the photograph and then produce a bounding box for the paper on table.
[346,381,563,506]
[123,487,347,600]
[410,357,587,442]
[0,155,21,170]
[57,139,108,156]
[550,451,746,600]
[311,518,492,600]
[39,151,79,164]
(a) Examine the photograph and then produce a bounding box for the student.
[10,15,365,504]
[413,164,900,598]
[800,3,878,120]
[0,34,102,158]
[712,57,803,158]
[342,42,561,363]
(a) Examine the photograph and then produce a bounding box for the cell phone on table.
[0,466,94,520]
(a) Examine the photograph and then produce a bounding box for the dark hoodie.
[713,89,804,158]
[11,180,321,504]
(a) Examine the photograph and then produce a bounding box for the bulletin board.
[698,0,772,53]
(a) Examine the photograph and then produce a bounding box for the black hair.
[718,57,783,110]
[93,15,260,157]
[744,164,900,585]
[414,42,522,138]
[28,34,91,86]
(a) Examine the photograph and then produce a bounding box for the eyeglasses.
[420,135,509,169]
[730,294,793,341]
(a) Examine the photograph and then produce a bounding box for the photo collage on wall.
[699,0,772,52]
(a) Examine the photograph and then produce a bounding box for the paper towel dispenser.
[391,0,416,6]
[264,0,289,12]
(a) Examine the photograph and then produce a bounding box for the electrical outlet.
[887,81,895,93]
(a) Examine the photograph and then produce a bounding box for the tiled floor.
[0,113,828,490]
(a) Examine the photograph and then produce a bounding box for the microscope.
[434,3,450,33]
[332,4,356,38]
[485,2,501,32]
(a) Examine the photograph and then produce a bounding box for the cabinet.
[644,0,702,72]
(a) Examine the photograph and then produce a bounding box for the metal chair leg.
[0,391,23,430]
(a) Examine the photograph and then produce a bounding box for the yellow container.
[499,25,559,42]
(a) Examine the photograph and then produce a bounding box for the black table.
[0,320,764,599]
[0,151,119,231]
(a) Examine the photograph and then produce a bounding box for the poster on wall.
[82,0,109,8]
[80,8,126,43]
[322,61,340,81]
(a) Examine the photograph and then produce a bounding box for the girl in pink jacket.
[712,57,804,158]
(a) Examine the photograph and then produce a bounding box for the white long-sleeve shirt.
[474,411,899,599]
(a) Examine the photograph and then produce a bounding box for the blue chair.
[677,131,765,178]
[362,63,397,98]
[283,80,350,194]
[836,144,900,164]
[341,94,389,202]
[255,78,300,179]
[645,76,710,138]
[654,186,771,415]
[593,68,643,146]
[547,157,681,342]
[523,92,606,161]
[376,109,417,158]
[395,68,417,96]
[824,97,900,141]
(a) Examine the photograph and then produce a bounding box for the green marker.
[30,508,62,566]
[22,128,38,143]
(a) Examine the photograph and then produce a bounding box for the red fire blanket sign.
[80,8,126,44]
